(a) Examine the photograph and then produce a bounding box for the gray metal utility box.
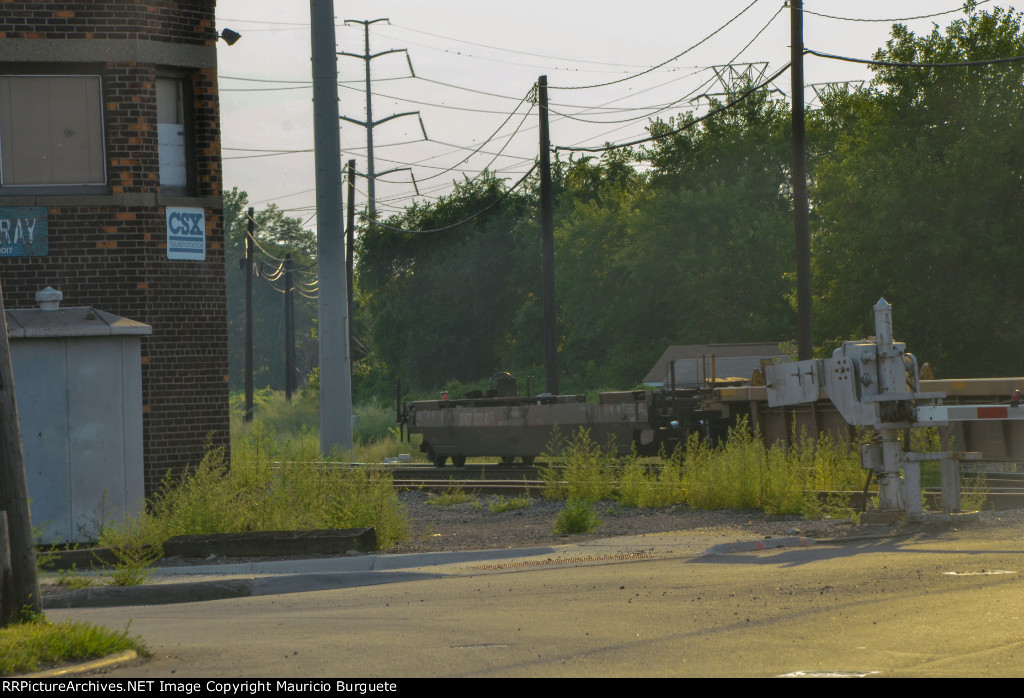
[7,287,151,544]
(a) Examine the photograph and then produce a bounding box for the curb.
[39,528,376,572]
[43,579,254,609]
[18,650,139,678]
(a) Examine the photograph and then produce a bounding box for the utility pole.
[284,253,295,403]
[791,0,813,361]
[339,18,425,217]
[346,159,356,341]
[244,206,254,422]
[0,282,40,625]
[538,75,559,395]
[310,0,354,454]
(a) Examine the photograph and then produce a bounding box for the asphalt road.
[50,522,1024,678]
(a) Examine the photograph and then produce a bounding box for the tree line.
[228,6,1024,401]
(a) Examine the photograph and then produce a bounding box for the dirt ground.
[377,490,868,554]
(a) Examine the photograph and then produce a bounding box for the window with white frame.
[0,75,106,187]
[157,76,188,190]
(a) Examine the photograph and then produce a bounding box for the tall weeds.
[541,418,866,519]
[111,429,407,552]
[539,429,616,502]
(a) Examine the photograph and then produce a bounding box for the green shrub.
[960,473,989,512]
[553,499,603,534]
[326,467,408,548]
[471,414,874,521]
[97,512,163,586]
[683,424,768,511]
[617,446,686,508]
[539,428,616,502]
[143,435,408,550]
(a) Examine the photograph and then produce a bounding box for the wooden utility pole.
[284,253,295,402]
[0,283,40,625]
[791,0,813,360]
[538,75,559,395]
[245,206,255,421]
[346,158,356,339]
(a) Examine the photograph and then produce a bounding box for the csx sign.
[166,207,206,260]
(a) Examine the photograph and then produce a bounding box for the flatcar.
[399,371,743,467]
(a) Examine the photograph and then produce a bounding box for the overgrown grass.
[53,567,94,590]
[426,487,476,508]
[229,389,420,458]
[539,429,617,502]
[0,618,146,677]
[488,494,533,514]
[540,420,869,519]
[93,427,408,559]
[616,447,687,508]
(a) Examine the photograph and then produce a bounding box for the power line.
[805,47,1024,69]
[365,161,538,234]
[223,149,313,160]
[800,1,993,23]
[383,22,654,69]
[418,114,533,183]
[378,34,648,74]
[549,0,763,90]
[407,87,536,184]
[533,4,783,146]
[553,61,792,153]
[338,81,525,115]
[414,75,533,101]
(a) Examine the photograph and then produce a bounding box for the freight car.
[400,341,1024,469]
[399,369,752,467]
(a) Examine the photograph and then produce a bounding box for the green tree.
[356,173,535,393]
[552,88,796,388]
[811,5,1024,376]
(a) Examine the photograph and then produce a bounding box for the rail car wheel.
[521,456,535,466]
[500,456,515,466]
[432,454,447,468]
[452,456,467,468]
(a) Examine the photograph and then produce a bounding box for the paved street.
[53,522,1024,678]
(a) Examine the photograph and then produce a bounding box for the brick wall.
[0,1,216,44]
[0,0,230,494]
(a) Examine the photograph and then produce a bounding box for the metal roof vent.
[35,286,62,311]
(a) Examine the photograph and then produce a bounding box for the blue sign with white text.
[0,207,48,256]
[166,207,206,260]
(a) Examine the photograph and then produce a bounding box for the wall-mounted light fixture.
[219,28,242,46]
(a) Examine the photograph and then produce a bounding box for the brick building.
[0,1,230,494]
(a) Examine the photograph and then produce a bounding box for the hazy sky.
[213,1,997,230]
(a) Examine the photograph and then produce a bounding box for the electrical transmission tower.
[693,63,784,103]
[339,18,427,217]
[712,63,770,94]
[809,81,865,106]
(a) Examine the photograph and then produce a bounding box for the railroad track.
[282,462,1024,509]
[382,464,1024,510]
[390,463,546,496]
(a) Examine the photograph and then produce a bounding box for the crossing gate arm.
[916,404,1024,424]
